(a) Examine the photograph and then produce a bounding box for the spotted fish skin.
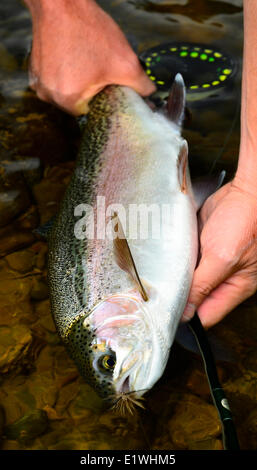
[48,83,198,400]
[48,91,116,397]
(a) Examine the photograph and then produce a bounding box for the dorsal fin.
[167,73,186,126]
[112,212,148,302]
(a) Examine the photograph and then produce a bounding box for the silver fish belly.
[48,78,198,403]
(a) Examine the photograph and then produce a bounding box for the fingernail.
[181,303,196,322]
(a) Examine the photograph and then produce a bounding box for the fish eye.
[99,354,116,372]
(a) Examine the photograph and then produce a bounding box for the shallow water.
[0,0,257,451]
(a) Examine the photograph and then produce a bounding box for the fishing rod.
[188,312,240,450]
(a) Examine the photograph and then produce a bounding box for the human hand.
[181,179,257,328]
[26,0,155,115]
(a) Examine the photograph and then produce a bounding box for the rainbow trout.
[48,75,199,411]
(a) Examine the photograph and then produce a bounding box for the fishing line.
[188,312,240,450]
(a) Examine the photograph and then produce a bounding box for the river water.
[0,0,256,451]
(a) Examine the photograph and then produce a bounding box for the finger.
[75,84,107,115]
[197,275,256,328]
[181,253,234,322]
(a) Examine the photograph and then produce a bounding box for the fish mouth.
[114,366,133,395]
[114,350,145,397]
[111,374,147,415]
[120,376,130,393]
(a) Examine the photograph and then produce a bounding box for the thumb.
[181,253,233,322]
[127,69,157,97]
[118,54,157,97]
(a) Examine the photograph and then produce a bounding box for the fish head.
[80,292,165,405]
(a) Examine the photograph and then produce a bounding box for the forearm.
[23,0,97,21]
[24,0,94,13]
[236,0,257,193]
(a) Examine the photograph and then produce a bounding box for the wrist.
[235,1,257,198]
[235,127,257,197]
[24,0,95,21]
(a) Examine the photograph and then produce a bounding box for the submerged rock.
[32,163,74,224]
[5,248,35,273]
[241,408,257,449]
[0,324,33,373]
[68,382,104,419]
[4,409,48,443]
[168,393,221,449]
[0,205,38,257]
[0,272,34,327]
[0,170,31,228]
[30,278,49,300]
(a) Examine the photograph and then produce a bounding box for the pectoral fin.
[177,140,189,194]
[112,212,148,301]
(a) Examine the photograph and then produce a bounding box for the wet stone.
[0,274,34,326]
[32,163,74,224]
[168,393,221,449]
[0,377,37,425]
[0,170,31,228]
[0,382,33,426]
[0,205,38,257]
[95,410,149,448]
[0,324,33,373]
[68,382,104,419]
[37,311,56,335]
[5,248,35,273]
[4,409,48,444]
[30,278,49,300]
[55,381,79,417]
[33,242,48,270]
[34,298,51,319]
[186,364,227,398]
[26,371,59,410]
[225,370,257,403]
